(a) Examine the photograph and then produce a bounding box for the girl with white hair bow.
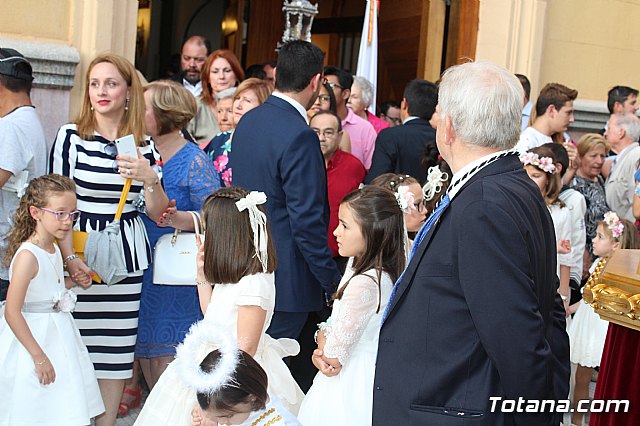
[134,187,304,425]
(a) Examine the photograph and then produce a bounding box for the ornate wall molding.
[0,38,79,89]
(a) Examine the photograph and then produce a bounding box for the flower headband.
[423,166,449,201]
[174,321,239,394]
[236,191,269,272]
[603,211,624,239]
[519,152,556,174]
[388,175,416,213]
[395,185,416,213]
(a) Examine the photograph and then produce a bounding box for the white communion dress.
[217,395,300,426]
[0,242,104,425]
[568,258,610,367]
[134,273,304,425]
[298,267,393,426]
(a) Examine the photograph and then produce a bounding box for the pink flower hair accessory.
[603,211,624,239]
[519,152,556,174]
[396,185,416,213]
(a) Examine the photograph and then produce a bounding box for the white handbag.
[153,211,202,285]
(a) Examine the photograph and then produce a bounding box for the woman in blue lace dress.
[203,78,272,186]
[135,81,220,391]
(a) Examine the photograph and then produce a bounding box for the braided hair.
[4,174,76,267]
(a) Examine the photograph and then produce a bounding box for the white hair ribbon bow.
[423,166,449,201]
[235,191,269,272]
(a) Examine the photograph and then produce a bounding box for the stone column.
[0,38,80,150]
[68,0,139,118]
[475,0,548,96]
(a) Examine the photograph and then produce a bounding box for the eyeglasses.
[317,95,331,103]
[384,115,402,125]
[323,79,343,90]
[312,128,339,138]
[39,207,81,222]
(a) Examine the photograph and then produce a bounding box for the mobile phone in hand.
[114,134,138,158]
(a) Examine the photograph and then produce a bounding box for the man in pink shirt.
[324,66,377,169]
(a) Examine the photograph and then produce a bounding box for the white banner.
[356,0,379,113]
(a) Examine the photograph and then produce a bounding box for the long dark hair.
[196,349,268,413]
[528,146,564,207]
[201,187,276,283]
[335,186,406,312]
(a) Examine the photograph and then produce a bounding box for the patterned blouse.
[571,175,609,257]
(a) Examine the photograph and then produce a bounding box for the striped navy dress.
[49,123,157,379]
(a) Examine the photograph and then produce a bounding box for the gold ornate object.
[251,408,282,426]
[582,250,640,331]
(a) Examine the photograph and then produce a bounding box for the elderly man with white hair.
[348,75,389,134]
[373,61,568,426]
[604,112,640,221]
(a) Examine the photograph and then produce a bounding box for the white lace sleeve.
[323,273,379,366]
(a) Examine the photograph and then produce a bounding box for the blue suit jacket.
[373,155,569,425]
[230,95,340,312]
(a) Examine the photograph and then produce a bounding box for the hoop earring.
[125,98,130,111]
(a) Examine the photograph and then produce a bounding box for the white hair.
[438,61,523,150]
[352,76,374,107]
[215,87,236,102]
[615,112,640,142]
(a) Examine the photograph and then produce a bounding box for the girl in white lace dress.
[298,186,407,426]
[568,212,639,426]
[0,175,104,425]
[522,149,573,317]
[134,187,303,425]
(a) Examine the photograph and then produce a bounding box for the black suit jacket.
[373,155,569,425]
[230,95,340,312]
[365,118,436,184]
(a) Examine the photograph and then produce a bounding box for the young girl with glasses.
[0,174,104,424]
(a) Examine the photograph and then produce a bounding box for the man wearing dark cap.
[0,48,47,301]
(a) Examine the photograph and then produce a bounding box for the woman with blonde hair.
[119,80,221,417]
[134,79,220,388]
[188,49,244,145]
[50,52,169,426]
[571,133,611,260]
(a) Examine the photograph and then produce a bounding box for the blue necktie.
[381,193,451,325]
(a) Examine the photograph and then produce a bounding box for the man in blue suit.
[231,40,341,343]
[373,61,569,425]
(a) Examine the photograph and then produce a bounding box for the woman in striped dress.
[49,53,169,426]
